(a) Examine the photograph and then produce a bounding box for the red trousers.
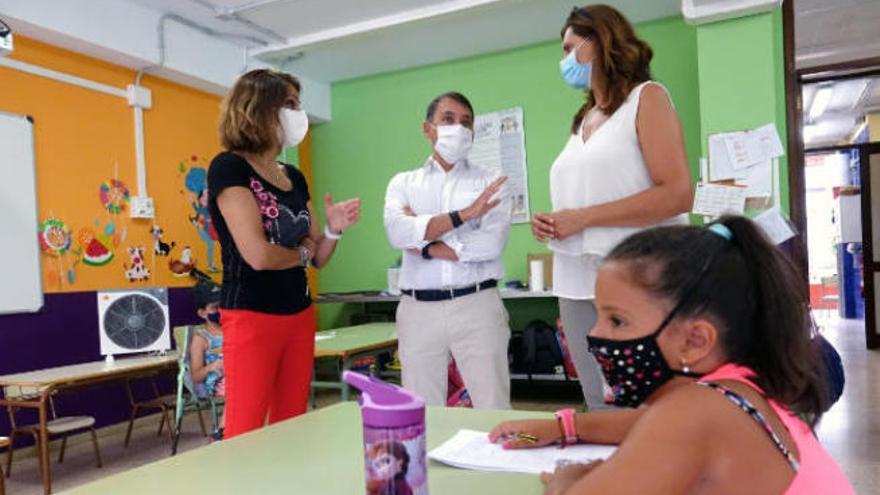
[220,305,316,439]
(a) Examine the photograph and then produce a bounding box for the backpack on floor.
[809,311,845,410]
[555,317,579,379]
[815,334,845,409]
[509,320,564,375]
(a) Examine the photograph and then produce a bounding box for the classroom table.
[0,353,178,495]
[312,322,398,401]
[63,401,550,494]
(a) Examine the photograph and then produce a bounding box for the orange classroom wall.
[0,36,313,294]
[0,35,224,292]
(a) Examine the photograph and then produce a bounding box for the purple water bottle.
[343,371,427,495]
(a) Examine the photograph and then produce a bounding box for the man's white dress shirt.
[384,157,511,291]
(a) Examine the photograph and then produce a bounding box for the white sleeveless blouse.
[549,81,689,299]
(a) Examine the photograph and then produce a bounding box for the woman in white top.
[535,5,693,409]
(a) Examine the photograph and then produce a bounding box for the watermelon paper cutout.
[83,237,113,266]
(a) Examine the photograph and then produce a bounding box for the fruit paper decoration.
[78,226,114,267]
[39,217,74,288]
[39,218,71,256]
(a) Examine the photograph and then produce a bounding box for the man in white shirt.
[383,92,512,409]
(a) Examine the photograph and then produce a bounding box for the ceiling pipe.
[250,0,506,57]
[216,0,287,16]
[190,0,287,44]
[129,11,265,215]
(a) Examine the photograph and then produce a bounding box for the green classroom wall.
[309,15,703,329]
[695,10,789,210]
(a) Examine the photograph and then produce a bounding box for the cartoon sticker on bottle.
[363,424,427,495]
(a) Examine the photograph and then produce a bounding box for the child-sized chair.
[4,393,101,478]
[122,374,177,448]
[171,325,223,455]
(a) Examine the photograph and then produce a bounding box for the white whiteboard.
[0,112,43,314]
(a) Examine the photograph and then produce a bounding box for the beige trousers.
[396,288,511,409]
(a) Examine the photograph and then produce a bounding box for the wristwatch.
[555,408,578,447]
[421,241,435,260]
[449,210,464,228]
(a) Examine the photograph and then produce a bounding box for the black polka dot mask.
[588,223,732,408]
[587,330,680,408]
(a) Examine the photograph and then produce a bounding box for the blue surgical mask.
[559,41,592,90]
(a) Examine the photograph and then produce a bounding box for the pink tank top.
[700,364,854,495]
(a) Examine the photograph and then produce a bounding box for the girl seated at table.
[490,216,853,494]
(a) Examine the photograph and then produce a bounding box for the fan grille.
[103,294,166,350]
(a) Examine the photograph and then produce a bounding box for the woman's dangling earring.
[681,358,691,375]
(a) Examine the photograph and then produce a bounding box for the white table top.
[0,353,178,397]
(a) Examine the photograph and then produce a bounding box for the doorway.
[802,147,866,325]
[782,0,880,348]
[796,70,879,347]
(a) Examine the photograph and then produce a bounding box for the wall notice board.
[0,111,43,314]
[468,107,530,223]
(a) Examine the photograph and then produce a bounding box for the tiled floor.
[3,316,877,494]
[815,317,880,494]
[2,412,213,495]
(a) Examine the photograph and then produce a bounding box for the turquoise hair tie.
[708,223,733,241]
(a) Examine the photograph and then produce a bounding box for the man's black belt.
[401,279,497,302]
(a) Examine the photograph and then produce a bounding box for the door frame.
[782,0,880,347]
[802,143,880,348]
[859,143,880,348]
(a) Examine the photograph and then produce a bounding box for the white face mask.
[278,108,309,148]
[433,124,474,164]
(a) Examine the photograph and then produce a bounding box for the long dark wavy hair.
[562,4,653,133]
[606,215,829,425]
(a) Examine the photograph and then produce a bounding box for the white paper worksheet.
[428,429,617,475]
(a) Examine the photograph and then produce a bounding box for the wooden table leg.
[39,392,51,495]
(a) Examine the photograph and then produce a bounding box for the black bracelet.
[449,210,464,228]
[421,242,435,260]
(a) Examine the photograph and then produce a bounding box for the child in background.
[191,280,225,438]
[490,216,853,494]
